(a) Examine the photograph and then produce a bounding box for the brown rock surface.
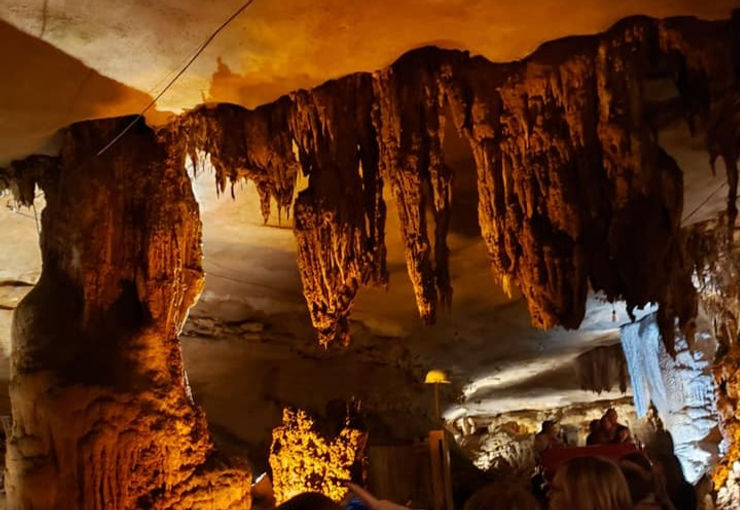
[2,118,250,509]
[165,14,737,348]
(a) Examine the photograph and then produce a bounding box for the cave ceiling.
[0,0,738,436]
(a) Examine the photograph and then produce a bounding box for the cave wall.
[2,118,250,510]
[686,219,740,506]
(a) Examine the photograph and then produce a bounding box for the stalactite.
[7,16,732,352]
[443,39,599,329]
[163,15,735,347]
[175,80,387,346]
[574,344,628,394]
[441,17,718,346]
[0,154,57,206]
[290,75,387,346]
[175,98,300,222]
[4,117,250,510]
[684,218,740,499]
[373,49,454,322]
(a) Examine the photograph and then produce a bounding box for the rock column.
[4,118,251,510]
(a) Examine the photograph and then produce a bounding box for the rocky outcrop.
[686,219,740,502]
[167,14,737,348]
[269,407,366,504]
[2,117,250,510]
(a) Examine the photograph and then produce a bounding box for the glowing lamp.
[424,369,450,384]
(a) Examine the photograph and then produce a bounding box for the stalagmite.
[2,117,250,510]
[269,407,367,504]
[0,9,738,508]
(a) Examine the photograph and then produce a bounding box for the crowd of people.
[275,454,699,510]
[272,408,702,510]
[528,408,697,510]
[275,451,700,510]
[534,408,633,458]
[586,408,633,446]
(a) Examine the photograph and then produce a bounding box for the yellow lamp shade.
[424,369,450,384]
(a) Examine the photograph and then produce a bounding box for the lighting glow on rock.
[621,313,717,483]
[269,408,367,504]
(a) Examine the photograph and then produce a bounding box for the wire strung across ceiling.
[96,0,258,156]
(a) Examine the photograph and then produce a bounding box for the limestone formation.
[269,407,367,504]
[574,344,628,394]
[621,313,717,483]
[373,50,454,322]
[686,219,740,500]
[289,76,387,346]
[175,99,300,222]
[164,14,737,348]
[2,117,250,510]
[1,11,738,505]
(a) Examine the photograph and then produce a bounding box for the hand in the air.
[346,483,425,510]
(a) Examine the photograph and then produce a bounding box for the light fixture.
[425,369,450,422]
[424,369,450,384]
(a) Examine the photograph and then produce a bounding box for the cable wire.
[681,180,728,225]
[97,0,257,156]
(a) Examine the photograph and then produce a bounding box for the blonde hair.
[463,481,539,510]
[551,456,632,510]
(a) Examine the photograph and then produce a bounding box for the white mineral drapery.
[621,312,717,483]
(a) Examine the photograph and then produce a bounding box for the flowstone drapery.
[621,313,717,483]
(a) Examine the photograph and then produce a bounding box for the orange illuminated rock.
[166,14,736,348]
[269,407,367,504]
[686,219,740,499]
[175,99,300,222]
[289,75,387,346]
[1,11,738,508]
[2,117,250,510]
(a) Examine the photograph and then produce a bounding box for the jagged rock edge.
[3,14,739,348]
